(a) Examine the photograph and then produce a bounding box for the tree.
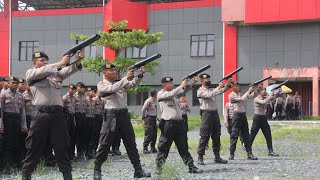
[70,20,162,93]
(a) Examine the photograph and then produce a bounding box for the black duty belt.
[164,120,183,124]
[4,112,21,117]
[104,108,128,114]
[35,105,64,113]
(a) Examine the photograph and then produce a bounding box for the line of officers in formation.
[0,50,281,180]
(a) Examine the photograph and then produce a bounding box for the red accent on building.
[150,0,221,10]
[222,0,245,22]
[103,0,148,61]
[223,24,237,105]
[0,0,10,76]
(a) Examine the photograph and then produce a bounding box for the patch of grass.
[35,160,46,176]
[302,116,320,120]
[159,162,181,180]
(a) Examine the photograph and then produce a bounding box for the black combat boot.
[93,164,102,180]
[22,171,31,180]
[268,150,279,157]
[197,155,205,165]
[188,164,204,173]
[247,151,258,160]
[214,151,228,164]
[150,146,157,153]
[62,171,73,180]
[143,146,150,154]
[229,151,235,160]
[114,146,121,156]
[133,164,151,178]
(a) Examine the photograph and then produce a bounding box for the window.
[19,41,39,61]
[127,91,149,106]
[125,46,147,59]
[190,34,215,57]
[76,40,97,57]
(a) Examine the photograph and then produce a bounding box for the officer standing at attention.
[249,87,279,156]
[284,92,294,120]
[84,87,96,159]
[91,90,103,156]
[74,82,87,159]
[228,82,258,160]
[0,76,28,170]
[156,77,203,174]
[196,74,232,165]
[21,50,85,180]
[23,84,34,129]
[141,90,158,154]
[62,84,77,160]
[93,63,151,179]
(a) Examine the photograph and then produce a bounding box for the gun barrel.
[219,66,243,82]
[63,34,101,57]
[271,80,289,91]
[249,76,272,87]
[182,65,211,80]
[128,53,161,70]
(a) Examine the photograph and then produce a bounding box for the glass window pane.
[140,46,146,58]
[21,42,26,47]
[199,42,206,56]
[191,36,198,41]
[133,47,139,58]
[207,41,214,56]
[90,45,96,57]
[34,41,39,47]
[207,35,214,40]
[27,42,33,48]
[191,42,198,56]
[126,47,133,58]
[199,35,206,41]
[27,47,33,61]
[20,47,26,61]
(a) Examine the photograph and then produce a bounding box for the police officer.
[284,93,294,120]
[156,77,203,174]
[74,82,87,159]
[62,84,77,160]
[91,90,104,155]
[1,77,10,94]
[84,87,96,159]
[249,87,279,156]
[197,74,231,165]
[0,76,28,170]
[228,82,258,160]
[141,90,158,154]
[23,84,34,129]
[21,50,84,180]
[179,93,190,132]
[93,63,151,179]
[274,93,284,120]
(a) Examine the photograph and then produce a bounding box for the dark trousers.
[182,114,188,131]
[156,120,193,167]
[22,111,71,173]
[65,113,76,158]
[3,113,23,169]
[0,133,4,171]
[143,116,157,149]
[266,104,273,120]
[275,105,282,120]
[112,126,121,151]
[294,105,300,119]
[197,110,221,155]
[230,112,252,153]
[75,112,86,156]
[94,109,141,170]
[249,114,273,151]
[285,103,294,120]
[85,116,94,155]
[20,115,33,161]
[91,114,103,152]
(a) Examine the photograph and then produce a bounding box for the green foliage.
[70,19,162,94]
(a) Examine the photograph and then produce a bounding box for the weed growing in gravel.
[159,162,181,179]
[35,160,46,176]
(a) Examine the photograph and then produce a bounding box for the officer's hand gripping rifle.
[128,53,162,78]
[270,80,289,91]
[28,34,101,86]
[219,67,243,82]
[182,65,211,86]
[249,76,272,87]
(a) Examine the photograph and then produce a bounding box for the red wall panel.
[245,0,320,24]
[0,0,10,76]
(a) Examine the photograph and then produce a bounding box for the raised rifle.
[182,65,211,81]
[270,80,289,91]
[128,53,161,78]
[28,34,101,86]
[219,67,243,82]
[249,76,272,87]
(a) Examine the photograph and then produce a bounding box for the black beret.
[32,51,49,60]
[101,63,116,71]
[9,76,19,82]
[76,82,86,88]
[68,84,76,89]
[18,78,25,83]
[199,74,211,79]
[161,77,173,83]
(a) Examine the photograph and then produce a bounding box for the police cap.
[199,74,211,79]
[101,63,116,71]
[18,78,25,83]
[68,84,76,89]
[161,77,173,83]
[76,82,86,88]
[9,76,19,83]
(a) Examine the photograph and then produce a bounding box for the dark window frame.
[127,91,149,106]
[190,34,215,57]
[19,41,39,61]
[125,46,147,59]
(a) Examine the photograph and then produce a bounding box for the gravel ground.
[2,121,320,180]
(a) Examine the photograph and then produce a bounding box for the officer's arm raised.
[98,77,130,94]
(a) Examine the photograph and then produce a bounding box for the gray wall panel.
[198,7,214,23]
[283,51,301,67]
[168,9,183,25]
[169,24,184,40]
[154,10,169,25]
[301,50,319,67]
[183,8,198,24]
